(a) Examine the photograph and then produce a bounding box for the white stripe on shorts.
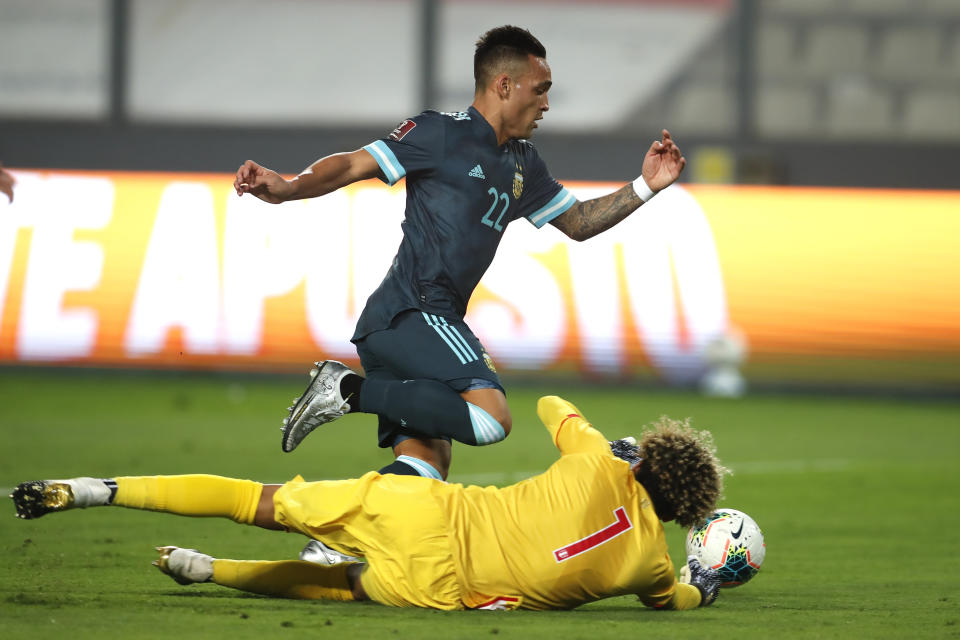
[421,313,478,364]
[433,315,479,362]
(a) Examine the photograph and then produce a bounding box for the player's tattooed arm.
[550,184,643,241]
[550,129,685,242]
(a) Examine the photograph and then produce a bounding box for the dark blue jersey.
[353,106,575,341]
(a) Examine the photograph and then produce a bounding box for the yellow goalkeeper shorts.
[273,472,463,609]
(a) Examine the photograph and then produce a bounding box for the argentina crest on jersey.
[513,162,524,199]
[483,351,497,373]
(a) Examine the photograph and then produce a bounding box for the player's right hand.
[686,556,721,607]
[234,160,295,204]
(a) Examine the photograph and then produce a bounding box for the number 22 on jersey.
[481,187,510,232]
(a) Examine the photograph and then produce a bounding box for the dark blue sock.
[358,378,504,446]
[378,459,421,476]
[378,456,443,480]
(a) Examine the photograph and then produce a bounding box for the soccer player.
[234,25,687,482]
[12,396,726,611]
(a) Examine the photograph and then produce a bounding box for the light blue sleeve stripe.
[363,141,406,186]
[527,187,576,227]
[397,455,443,480]
[467,403,506,446]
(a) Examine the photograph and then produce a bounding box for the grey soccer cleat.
[11,480,75,519]
[153,546,214,585]
[299,539,362,566]
[282,360,355,453]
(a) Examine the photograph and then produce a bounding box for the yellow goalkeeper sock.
[113,475,262,525]
[212,559,357,601]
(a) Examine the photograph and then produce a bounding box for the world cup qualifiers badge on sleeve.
[389,120,416,142]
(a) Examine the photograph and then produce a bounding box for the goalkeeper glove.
[609,437,641,465]
[683,556,721,607]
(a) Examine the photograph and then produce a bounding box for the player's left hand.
[641,129,686,193]
[0,163,15,203]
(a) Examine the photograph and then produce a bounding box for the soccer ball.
[685,508,765,587]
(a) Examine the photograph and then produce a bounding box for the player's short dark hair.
[634,417,727,528]
[474,25,547,91]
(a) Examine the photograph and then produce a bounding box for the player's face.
[504,55,552,139]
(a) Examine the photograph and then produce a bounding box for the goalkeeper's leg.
[213,557,365,600]
[154,546,367,601]
[12,474,283,530]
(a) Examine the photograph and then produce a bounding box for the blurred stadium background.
[0,0,958,394]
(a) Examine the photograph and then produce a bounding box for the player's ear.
[496,74,511,99]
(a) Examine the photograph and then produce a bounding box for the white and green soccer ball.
[685,508,765,587]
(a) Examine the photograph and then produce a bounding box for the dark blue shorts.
[354,309,504,448]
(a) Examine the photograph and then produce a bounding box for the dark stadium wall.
[0,120,957,190]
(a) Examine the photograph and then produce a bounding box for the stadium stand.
[875,25,943,80]
[645,0,960,141]
[903,89,960,138]
[670,84,736,135]
[824,80,895,138]
[803,23,871,77]
[755,84,818,137]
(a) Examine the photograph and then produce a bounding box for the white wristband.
[632,176,656,203]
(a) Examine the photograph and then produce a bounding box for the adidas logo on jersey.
[468,164,486,180]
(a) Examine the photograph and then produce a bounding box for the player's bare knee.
[474,403,512,439]
[495,409,513,437]
[461,388,511,439]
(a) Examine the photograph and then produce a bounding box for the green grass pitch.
[1,369,958,639]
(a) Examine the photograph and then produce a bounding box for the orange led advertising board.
[1,170,958,388]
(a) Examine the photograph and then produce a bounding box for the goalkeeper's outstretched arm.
[536,395,610,456]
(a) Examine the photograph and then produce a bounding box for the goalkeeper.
[12,396,725,610]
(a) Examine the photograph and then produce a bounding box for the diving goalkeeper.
[12,396,726,610]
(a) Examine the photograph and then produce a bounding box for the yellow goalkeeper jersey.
[434,395,701,610]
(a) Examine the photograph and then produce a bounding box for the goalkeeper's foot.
[282,360,356,453]
[299,539,362,566]
[11,478,113,519]
[153,546,214,585]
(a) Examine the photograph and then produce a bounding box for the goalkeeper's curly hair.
[634,417,727,529]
